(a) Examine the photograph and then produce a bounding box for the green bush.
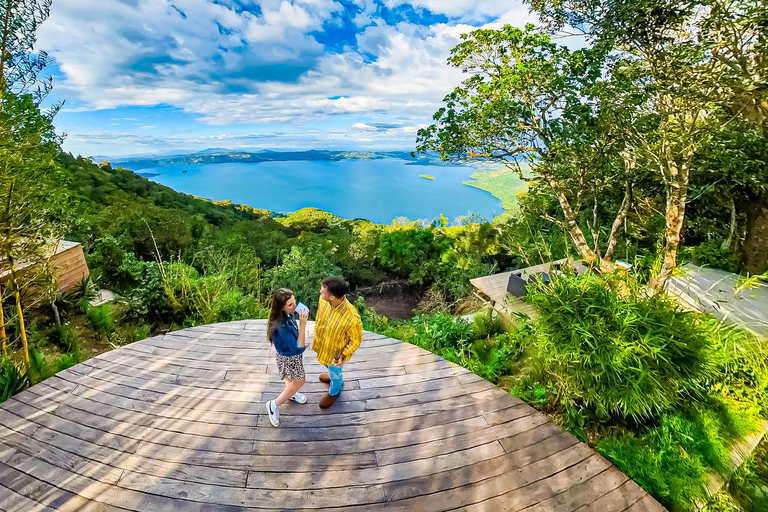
[88,304,116,337]
[49,323,82,359]
[213,289,268,322]
[525,271,721,422]
[690,239,740,273]
[598,403,759,511]
[86,236,125,287]
[0,357,29,402]
[726,440,768,512]
[378,228,451,279]
[265,241,343,313]
[408,313,473,354]
[467,334,519,382]
[471,307,504,339]
[354,297,389,333]
[113,323,152,347]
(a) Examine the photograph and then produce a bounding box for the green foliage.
[525,271,721,421]
[598,403,760,511]
[111,323,152,348]
[690,240,741,273]
[354,297,389,333]
[724,440,768,512]
[378,228,451,279]
[86,236,125,286]
[27,349,81,385]
[0,357,29,403]
[113,252,167,321]
[471,307,503,339]
[159,259,267,326]
[71,274,98,313]
[265,241,343,312]
[410,313,473,354]
[87,304,115,337]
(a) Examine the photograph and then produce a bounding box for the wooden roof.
[0,320,664,511]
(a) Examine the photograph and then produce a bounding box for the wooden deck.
[0,320,664,511]
[668,263,768,339]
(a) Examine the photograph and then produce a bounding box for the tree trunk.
[742,193,768,275]
[604,183,632,262]
[653,158,689,294]
[7,262,29,366]
[548,177,615,273]
[721,195,737,252]
[50,297,61,327]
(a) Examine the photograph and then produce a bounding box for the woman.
[265,288,309,428]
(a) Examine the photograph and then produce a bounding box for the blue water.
[141,159,504,224]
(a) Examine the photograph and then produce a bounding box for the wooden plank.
[0,319,661,511]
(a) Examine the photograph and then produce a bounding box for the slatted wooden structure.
[50,241,90,292]
[668,263,768,339]
[0,320,664,511]
[0,240,89,294]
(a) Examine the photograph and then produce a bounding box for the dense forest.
[1,0,768,510]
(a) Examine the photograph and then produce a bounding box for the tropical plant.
[0,356,28,402]
[525,271,722,421]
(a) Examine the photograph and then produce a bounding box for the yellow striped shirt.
[312,296,363,366]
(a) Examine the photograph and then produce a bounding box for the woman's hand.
[298,309,309,325]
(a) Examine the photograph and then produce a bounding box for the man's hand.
[332,355,345,367]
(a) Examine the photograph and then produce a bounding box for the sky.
[37,0,540,158]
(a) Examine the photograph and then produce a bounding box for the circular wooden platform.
[0,320,664,511]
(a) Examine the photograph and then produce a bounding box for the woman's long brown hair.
[267,288,294,343]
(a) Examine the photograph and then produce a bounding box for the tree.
[700,0,768,273]
[0,91,62,365]
[694,125,768,274]
[0,0,53,108]
[527,0,755,290]
[416,25,632,272]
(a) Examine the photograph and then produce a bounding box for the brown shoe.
[319,373,331,384]
[319,393,338,409]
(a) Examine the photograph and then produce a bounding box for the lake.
[140,159,504,224]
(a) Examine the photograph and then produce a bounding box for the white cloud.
[38,0,540,154]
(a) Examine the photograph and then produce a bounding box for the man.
[312,278,363,409]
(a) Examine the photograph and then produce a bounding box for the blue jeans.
[327,364,344,396]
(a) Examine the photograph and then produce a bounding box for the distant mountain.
[111,149,454,171]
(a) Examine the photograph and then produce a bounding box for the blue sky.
[38,0,536,158]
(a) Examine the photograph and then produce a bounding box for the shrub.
[525,271,720,422]
[86,236,125,287]
[88,304,116,337]
[49,323,82,359]
[214,289,268,322]
[410,313,473,353]
[725,441,768,512]
[468,334,519,383]
[690,239,740,273]
[265,241,343,312]
[112,323,152,347]
[471,307,504,339]
[0,357,29,402]
[598,403,759,511]
[354,297,389,333]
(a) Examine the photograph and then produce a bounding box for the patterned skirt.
[275,353,305,381]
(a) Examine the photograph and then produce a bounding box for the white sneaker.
[290,392,307,404]
[266,400,280,427]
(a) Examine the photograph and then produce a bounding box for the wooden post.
[14,292,28,366]
[0,282,6,357]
